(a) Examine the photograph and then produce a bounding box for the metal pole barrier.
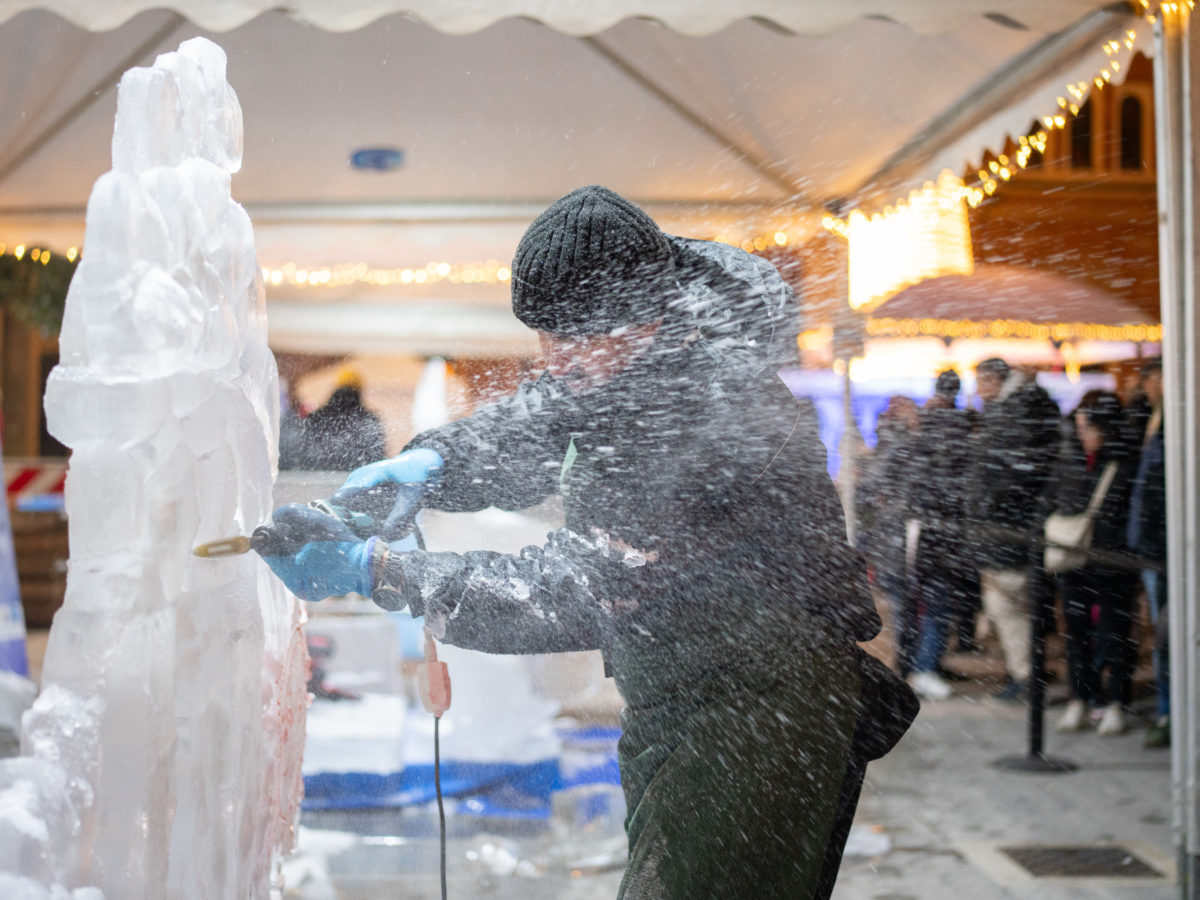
[1028,568,1047,757]
[993,539,1076,774]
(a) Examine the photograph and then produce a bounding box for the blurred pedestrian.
[1127,358,1169,747]
[1051,391,1140,736]
[969,358,1060,703]
[858,396,921,681]
[298,368,387,471]
[905,370,975,700]
[278,382,307,470]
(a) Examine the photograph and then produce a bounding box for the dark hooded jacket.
[299,386,387,471]
[856,416,918,581]
[373,239,881,708]
[368,237,912,899]
[968,370,1061,569]
[1128,423,1166,562]
[911,402,976,576]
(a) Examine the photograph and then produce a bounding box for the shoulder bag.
[1043,461,1119,573]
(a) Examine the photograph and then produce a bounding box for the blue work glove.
[331,448,444,537]
[333,447,444,498]
[257,504,381,602]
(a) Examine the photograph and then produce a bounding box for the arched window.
[1120,95,1143,170]
[1071,99,1093,169]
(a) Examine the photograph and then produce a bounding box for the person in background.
[1127,358,1169,747]
[930,372,983,655]
[278,381,308,471]
[1052,391,1140,736]
[858,396,922,682]
[904,370,975,701]
[969,357,1061,703]
[298,367,388,471]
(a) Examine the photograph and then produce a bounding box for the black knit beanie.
[511,185,677,335]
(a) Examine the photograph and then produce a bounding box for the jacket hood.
[997,367,1030,402]
[658,235,800,379]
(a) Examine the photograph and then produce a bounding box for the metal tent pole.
[1153,7,1200,897]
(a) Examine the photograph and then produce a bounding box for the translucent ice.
[0,37,308,899]
[412,357,450,433]
[112,39,242,174]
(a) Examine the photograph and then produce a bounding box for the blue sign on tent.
[0,450,29,676]
[349,147,405,172]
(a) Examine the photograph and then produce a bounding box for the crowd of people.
[857,356,1169,747]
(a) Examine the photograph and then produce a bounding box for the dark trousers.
[880,570,917,678]
[952,568,982,651]
[1059,566,1140,706]
[1143,569,1170,718]
[909,538,977,674]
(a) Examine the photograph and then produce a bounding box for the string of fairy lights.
[0,243,78,265]
[819,26,1146,243]
[864,317,1162,344]
[813,0,1191,243]
[791,4,1172,356]
[259,259,511,288]
[0,2,1182,296]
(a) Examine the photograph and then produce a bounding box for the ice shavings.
[0,36,308,899]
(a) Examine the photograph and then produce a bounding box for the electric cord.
[435,715,447,900]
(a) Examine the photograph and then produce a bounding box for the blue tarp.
[558,725,622,790]
[302,725,624,819]
[0,449,28,676]
[303,759,562,818]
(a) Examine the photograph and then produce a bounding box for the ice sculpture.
[0,37,309,898]
[412,356,450,433]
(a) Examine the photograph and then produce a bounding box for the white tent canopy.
[0,1,1131,37]
[0,1,1142,353]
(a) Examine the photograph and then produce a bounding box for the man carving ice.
[260,185,915,899]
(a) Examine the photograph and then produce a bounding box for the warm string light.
[820,217,849,239]
[855,173,974,312]
[820,25,1142,231]
[3,237,803,291]
[796,326,834,351]
[0,243,66,266]
[261,231,798,291]
[711,230,792,253]
[947,25,1140,208]
[865,316,1161,343]
[1151,1,1196,18]
[830,171,976,313]
[823,178,982,238]
[260,259,512,289]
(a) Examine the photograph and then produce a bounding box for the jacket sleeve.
[371,527,617,655]
[403,373,574,513]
